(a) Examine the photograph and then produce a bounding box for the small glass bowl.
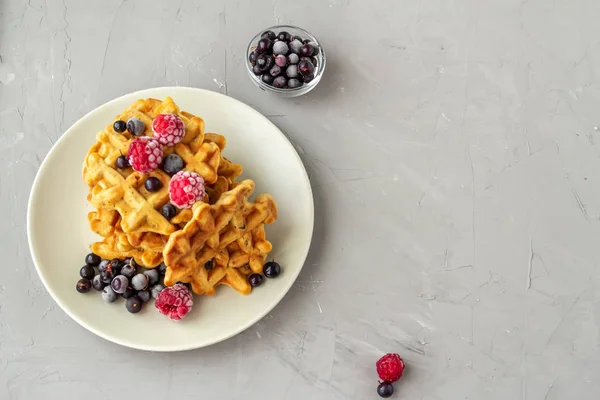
[245,25,326,98]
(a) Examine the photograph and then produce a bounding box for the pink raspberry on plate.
[169,170,205,209]
[152,113,185,146]
[127,137,163,173]
[155,283,193,321]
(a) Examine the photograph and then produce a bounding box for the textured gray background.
[2,0,600,399]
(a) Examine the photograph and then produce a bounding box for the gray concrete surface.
[2,0,600,399]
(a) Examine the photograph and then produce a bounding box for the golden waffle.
[91,233,164,268]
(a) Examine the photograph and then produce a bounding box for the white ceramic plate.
[27,87,313,351]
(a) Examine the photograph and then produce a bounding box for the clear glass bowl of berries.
[246,25,326,98]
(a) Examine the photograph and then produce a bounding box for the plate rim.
[26,86,314,351]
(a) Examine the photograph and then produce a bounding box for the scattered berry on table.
[155,283,194,321]
[92,275,106,291]
[85,253,101,266]
[98,259,109,272]
[101,286,117,303]
[121,264,136,280]
[377,382,394,398]
[263,261,281,278]
[261,30,276,41]
[277,31,291,42]
[76,278,91,293]
[275,54,288,67]
[157,262,167,276]
[248,273,264,287]
[126,117,146,136]
[169,170,205,209]
[131,273,149,291]
[273,76,287,89]
[256,38,273,54]
[152,113,185,146]
[116,155,130,169]
[161,204,177,220]
[289,39,303,54]
[137,289,151,303]
[298,59,315,76]
[113,120,127,133]
[126,296,143,313]
[151,283,165,299]
[111,275,129,294]
[273,41,289,55]
[288,53,299,65]
[144,269,160,286]
[262,74,274,85]
[288,79,302,89]
[144,177,162,192]
[204,259,214,270]
[376,353,405,383]
[286,64,299,78]
[162,153,184,176]
[121,286,136,299]
[80,265,95,280]
[127,137,163,173]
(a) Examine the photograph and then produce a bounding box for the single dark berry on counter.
[121,264,136,280]
[145,177,162,192]
[248,50,258,65]
[248,273,263,287]
[288,78,302,89]
[269,65,283,77]
[298,59,315,76]
[92,275,106,291]
[273,41,289,55]
[126,117,145,136]
[300,44,315,57]
[261,30,276,41]
[126,296,142,313]
[137,289,151,303]
[275,54,287,67]
[76,278,92,293]
[162,153,184,176]
[157,262,167,276]
[98,259,109,272]
[273,76,287,88]
[101,286,117,303]
[131,273,149,291]
[307,41,320,55]
[144,269,160,286]
[100,270,114,284]
[85,253,101,266]
[261,74,274,85]
[205,259,214,270]
[256,38,273,54]
[377,383,394,398]
[121,286,136,299]
[286,64,299,78]
[303,74,315,83]
[288,53,299,65]
[161,204,177,220]
[116,155,130,169]
[111,275,129,294]
[113,120,127,133]
[277,31,291,41]
[263,261,281,278]
[80,265,95,280]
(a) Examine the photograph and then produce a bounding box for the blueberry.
[145,177,162,192]
[126,118,145,136]
[129,258,142,269]
[264,55,274,70]
[138,289,151,303]
[256,38,273,54]
[269,65,283,77]
[377,382,394,398]
[76,278,91,293]
[92,275,106,291]
[113,120,127,133]
[121,286,136,299]
[253,64,263,76]
[263,261,281,278]
[248,50,258,65]
[101,286,117,303]
[151,284,165,299]
[121,264,136,280]
[125,296,142,313]
[161,204,177,220]
[288,78,302,89]
[291,35,303,43]
[98,259,109,272]
[275,54,288,67]
[144,269,160,286]
[273,41,289,55]
[162,153,184,176]
[289,39,303,54]
[131,273,149,291]
[307,41,320,55]
[311,56,318,67]
[298,60,315,76]
[204,259,214,270]
[116,155,130,169]
[100,270,114,284]
[110,258,123,275]
[261,74,274,86]
[288,53,299,65]
[300,44,315,57]
[261,30,276,41]
[303,74,315,83]
[157,262,167,276]
[273,76,287,88]
[85,253,101,266]
[248,273,263,287]
[302,38,311,44]
[286,65,299,78]
[276,31,291,42]
[79,265,95,280]
[111,275,129,294]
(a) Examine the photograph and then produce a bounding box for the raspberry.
[155,283,193,321]
[127,137,163,173]
[152,113,185,146]
[376,353,405,383]
[168,170,205,209]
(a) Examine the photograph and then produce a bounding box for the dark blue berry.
[307,41,320,55]
[85,253,101,266]
[273,76,287,89]
[273,41,289,55]
[269,65,283,77]
[262,74,274,85]
[144,269,160,286]
[288,78,302,89]
[162,204,176,220]
[286,65,299,78]
[100,270,114,284]
[101,286,117,303]
[131,274,149,291]
[300,44,315,57]
[137,289,151,303]
[261,30,276,41]
[145,177,162,192]
[125,296,142,313]
[377,383,394,398]
[126,118,145,136]
[248,273,263,287]
[253,64,263,76]
[92,275,106,291]
[291,35,304,43]
[113,120,127,133]
[76,278,91,293]
[116,155,129,169]
[263,261,281,278]
[151,284,165,299]
[111,275,129,294]
[298,60,315,76]
[109,259,123,275]
[289,39,303,54]
[249,50,258,65]
[256,38,273,54]
[98,259,109,272]
[157,262,167,276]
[80,265,95,280]
[288,53,299,65]
[277,31,291,42]
[303,74,315,83]
[162,153,184,176]
[121,286,136,299]
[121,264,136,280]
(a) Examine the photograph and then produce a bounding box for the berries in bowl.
[246,25,326,97]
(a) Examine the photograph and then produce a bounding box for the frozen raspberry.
[152,113,185,146]
[168,170,205,209]
[155,283,193,321]
[127,137,163,173]
[376,353,405,383]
